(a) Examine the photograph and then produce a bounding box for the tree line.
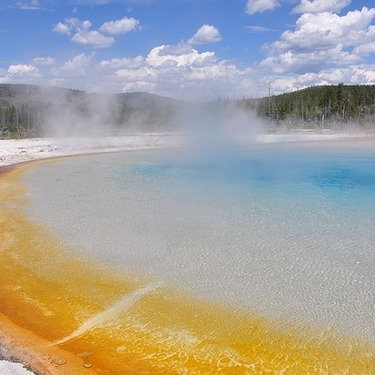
[1,83,374,137]
[237,83,375,130]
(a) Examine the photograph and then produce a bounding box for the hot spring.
[1,138,375,373]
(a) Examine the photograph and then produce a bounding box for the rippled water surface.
[23,142,375,345]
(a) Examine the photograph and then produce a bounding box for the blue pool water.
[127,150,375,192]
[22,141,375,343]
[117,147,375,213]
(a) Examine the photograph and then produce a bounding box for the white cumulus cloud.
[8,64,39,77]
[100,56,145,70]
[54,17,115,48]
[53,21,72,35]
[51,53,95,79]
[72,30,115,48]
[99,17,140,35]
[259,7,375,74]
[293,0,351,14]
[188,24,222,45]
[245,0,280,15]
[97,43,251,99]
[146,44,216,67]
[353,36,375,56]
[267,64,375,94]
[15,0,44,10]
[54,18,89,35]
[33,57,56,65]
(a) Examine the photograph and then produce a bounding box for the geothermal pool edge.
[1,135,375,374]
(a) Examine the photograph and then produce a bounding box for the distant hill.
[0,84,183,137]
[1,83,374,137]
[114,92,183,132]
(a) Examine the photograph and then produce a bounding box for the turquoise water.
[116,147,375,213]
[23,142,375,343]
[119,147,375,189]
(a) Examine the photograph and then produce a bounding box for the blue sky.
[0,0,374,100]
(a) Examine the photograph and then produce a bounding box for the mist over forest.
[0,83,374,138]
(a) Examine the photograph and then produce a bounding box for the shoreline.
[0,133,184,168]
[1,131,374,169]
[0,161,100,375]
[0,134,180,375]
[1,131,375,374]
[0,313,97,375]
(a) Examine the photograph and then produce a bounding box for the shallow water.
[22,142,375,345]
[1,140,375,373]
